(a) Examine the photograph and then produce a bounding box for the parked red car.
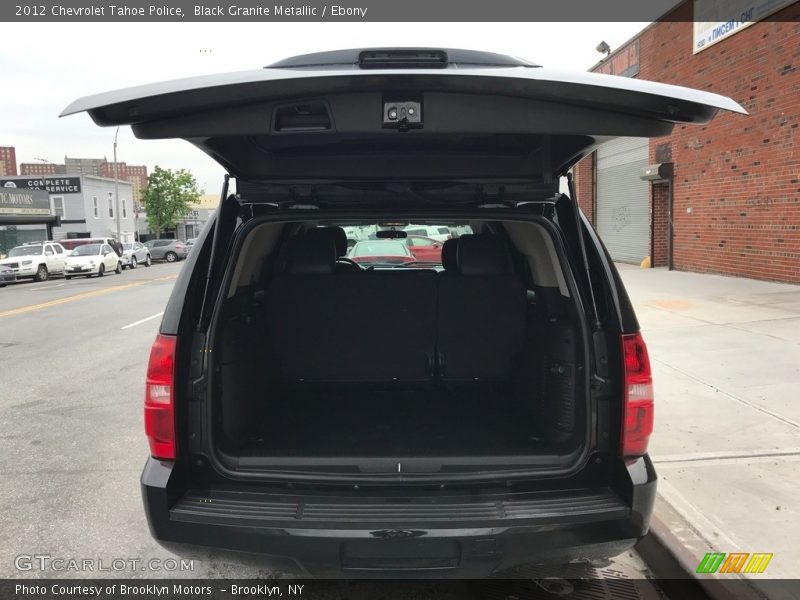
[404,235,443,263]
[349,240,415,265]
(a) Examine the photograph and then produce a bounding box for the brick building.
[99,162,148,205]
[64,156,106,176]
[573,1,799,283]
[0,146,17,176]
[20,163,66,176]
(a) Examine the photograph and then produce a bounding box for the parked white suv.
[402,224,452,242]
[0,242,67,281]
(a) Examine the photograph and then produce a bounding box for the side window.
[102,245,112,254]
[54,245,63,254]
[45,245,54,256]
[156,241,169,247]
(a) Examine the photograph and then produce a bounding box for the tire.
[130,256,138,269]
[165,251,177,263]
[145,254,152,267]
[115,261,122,275]
[97,264,105,277]
[65,276,72,281]
[34,264,48,282]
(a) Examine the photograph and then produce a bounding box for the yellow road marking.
[0,275,178,319]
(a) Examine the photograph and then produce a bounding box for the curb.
[635,496,766,600]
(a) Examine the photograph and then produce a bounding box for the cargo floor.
[236,388,554,458]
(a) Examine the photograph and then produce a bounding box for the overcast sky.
[0,22,646,193]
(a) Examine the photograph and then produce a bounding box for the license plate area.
[341,539,460,571]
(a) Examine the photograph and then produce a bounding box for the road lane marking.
[27,282,65,290]
[121,311,164,330]
[0,275,178,319]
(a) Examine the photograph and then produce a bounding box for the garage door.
[596,137,650,264]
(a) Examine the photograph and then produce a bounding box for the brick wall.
[651,183,670,267]
[638,3,800,283]
[0,146,16,176]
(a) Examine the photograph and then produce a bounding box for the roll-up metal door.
[596,137,650,264]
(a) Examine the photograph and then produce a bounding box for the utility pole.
[113,126,121,241]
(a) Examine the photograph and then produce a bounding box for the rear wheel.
[145,254,152,267]
[97,264,105,277]
[130,256,138,269]
[115,261,122,274]
[65,275,72,280]
[165,251,177,263]
[34,265,48,282]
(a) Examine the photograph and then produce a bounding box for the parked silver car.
[0,264,16,287]
[143,239,188,262]
[121,242,152,269]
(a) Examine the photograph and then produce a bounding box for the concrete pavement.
[618,265,800,582]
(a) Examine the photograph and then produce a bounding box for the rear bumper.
[142,456,656,577]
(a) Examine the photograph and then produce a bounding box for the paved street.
[0,263,274,579]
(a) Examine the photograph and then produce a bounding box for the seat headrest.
[457,234,514,276]
[305,226,348,258]
[441,238,459,272]
[285,231,336,274]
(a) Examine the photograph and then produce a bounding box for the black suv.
[64,48,744,577]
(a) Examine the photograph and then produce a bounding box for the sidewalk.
[617,265,800,581]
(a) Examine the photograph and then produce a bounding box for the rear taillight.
[144,334,177,460]
[621,332,654,459]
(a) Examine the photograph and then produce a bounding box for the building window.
[122,199,127,219]
[52,196,65,218]
[108,193,114,218]
[92,196,99,218]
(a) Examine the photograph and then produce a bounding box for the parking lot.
[1,260,797,590]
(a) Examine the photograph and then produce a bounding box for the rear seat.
[264,231,524,385]
[305,226,360,272]
[436,234,526,382]
[439,237,459,273]
[264,231,436,384]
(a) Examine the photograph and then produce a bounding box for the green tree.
[141,166,201,238]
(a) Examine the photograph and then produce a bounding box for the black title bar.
[0,0,723,22]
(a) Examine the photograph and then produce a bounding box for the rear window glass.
[351,241,408,257]
[71,244,102,256]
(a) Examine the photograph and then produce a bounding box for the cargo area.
[208,219,591,475]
